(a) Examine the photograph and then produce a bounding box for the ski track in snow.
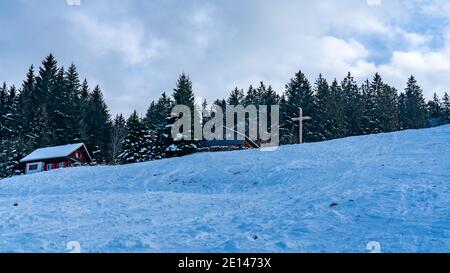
[1,126,450,252]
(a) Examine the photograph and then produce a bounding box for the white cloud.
[68,13,166,66]
[367,0,382,6]
[63,1,450,113]
[4,0,450,116]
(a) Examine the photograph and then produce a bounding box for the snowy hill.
[1,125,450,253]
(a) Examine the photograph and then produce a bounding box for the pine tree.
[14,67,37,163]
[330,79,346,138]
[257,83,280,143]
[173,74,195,109]
[259,83,280,106]
[403,76,427,129]
[167,74,199,156]
[35,54,58,106]
[31,105,52,147]
[227,87,245,105]
[0,84,27,177]
[82,85,112,163]
[313,74,334,141]
[0,84,16,177]
[144,92,174,159]
[201,98,209,128]
[442,92,450,123]
[0,82,8,139]
[398,92,407,130]
[279,94,291,144]
[377,83,399,132]
[33,54,59,146]
[119,111,149,164]
[341,72,363,136]
[49,67,72,145]
[361,75,381,134]
[65,63,82,142]
[17,65,38,147]
[244,85,257,106]
[427,93,443,126]
[79,79,91,145]
[284,70,315,143]
[110,114,127,164]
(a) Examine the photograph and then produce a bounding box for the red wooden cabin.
[20,143,93,174]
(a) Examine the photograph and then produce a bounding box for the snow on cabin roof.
[20,143,91,163]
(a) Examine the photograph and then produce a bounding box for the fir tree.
[49,67,72,145]
[377,83,399,132]
[284,70,315,143]
[79,79,91,145]
[110,114,127,164]
[244,85,257,106]
[403,76,427,129]
[256,82,280,143]
[32,54,59,147]
[227,87,245,105]
[17,65,37,144]
[341,72,363,136]
[119,111,149,164]
[427,93,443,126]
[361,75,381,134]
[313,74,334,141]
[35,54,58,106]
[398,92,407,130]
[82,85,112,163]
[65,63,82,142]
[330,79,347,138]
[442,92,450,123]
[0,84,27,177]
[167,74,199,156]
[144,92,174,159]
[259,83,280,106]
[173,74,195,109]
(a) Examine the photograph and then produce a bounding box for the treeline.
[1,54,450,177]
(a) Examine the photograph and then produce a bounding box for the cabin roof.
[20,143,92,163]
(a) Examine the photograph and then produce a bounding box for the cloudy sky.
[1,0,450,115]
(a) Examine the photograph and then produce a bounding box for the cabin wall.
[43,160,70,171]
[23,159,71,174]
[69,147,91,164]
[25,162,44,174]
[21,144,92,175]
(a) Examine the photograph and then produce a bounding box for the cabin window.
[47,164,53,170]
[29,164,38,171]
[59,162,65,168]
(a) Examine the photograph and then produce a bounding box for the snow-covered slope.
[1,126,450,253]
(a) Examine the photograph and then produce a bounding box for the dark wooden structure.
[20,143,92,174]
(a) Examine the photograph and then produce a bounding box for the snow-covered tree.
[119,111,153,164]
[144,92,174,159]
[165,74,200,157]
[110,114,127,164]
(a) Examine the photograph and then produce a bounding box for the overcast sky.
[1,0,450,115]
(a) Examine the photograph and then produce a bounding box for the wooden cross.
[291,108,311,144]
